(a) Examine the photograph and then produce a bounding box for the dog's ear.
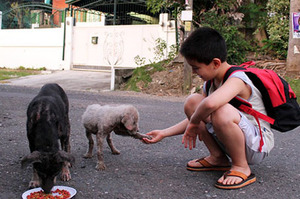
[21,151,42,168]
[121,113,134,131]
[55,151,75,165]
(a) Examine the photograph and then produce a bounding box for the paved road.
[2,70,112,92]
[0,71,299,199]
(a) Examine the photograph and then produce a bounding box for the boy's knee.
[211,104,238,128]
[184,94,204,118]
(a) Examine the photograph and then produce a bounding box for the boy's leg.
[211,104,251,185]
[185,94,257,186]
[184,94,230,168]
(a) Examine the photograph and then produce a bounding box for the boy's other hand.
[182,123,198,150]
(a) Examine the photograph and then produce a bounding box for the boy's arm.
[144,119,189,144]
[191,77,249,124]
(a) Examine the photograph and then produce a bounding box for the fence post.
[63,17,74,70]
[0,11,2,29]
[110,65,115,90]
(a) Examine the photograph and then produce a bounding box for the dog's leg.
[106,133,120,155]
[83,129,94,158]
[95,132,106,170]
[60,135,70,154]
[60,117,71,153]
[29,168,40,188]
[61,161,71,181]
[60,120,72,181]
[65,116,71,153]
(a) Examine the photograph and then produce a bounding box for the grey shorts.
[206,113,267,165]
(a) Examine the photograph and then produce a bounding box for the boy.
[143,27,274,189]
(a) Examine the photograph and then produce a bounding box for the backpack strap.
[241,104,265,151]
[238,61,256,68]
[230,97,275,152]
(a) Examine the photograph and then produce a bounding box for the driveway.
[2,70,112,92]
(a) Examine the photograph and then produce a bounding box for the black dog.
[21,83,74,193]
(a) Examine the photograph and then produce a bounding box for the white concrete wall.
[0,27,65,70]
[72,24,175,68]
[0,13,176,70]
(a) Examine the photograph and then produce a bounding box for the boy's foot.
[215,170,256,189]
[186,157,231,171]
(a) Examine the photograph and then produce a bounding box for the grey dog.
[82,104,150,170]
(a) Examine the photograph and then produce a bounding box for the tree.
[1,0,31,29]
[287,0,300,75]
[146,0,252,93]
[11,2,24,28]
[146,0,184,14]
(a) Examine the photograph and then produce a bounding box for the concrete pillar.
[63,17,74,70]
[110,66,115,90]
[0,11,2,29]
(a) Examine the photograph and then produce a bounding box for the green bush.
[263,0,289,59]
[239,2,267,29]
[286,77,300,104]
[221,25,252,65]
[124,61,166,92]
[200,13,252,65]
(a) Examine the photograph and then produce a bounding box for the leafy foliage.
[147,0,254,64]
[1,0,32,29]
[131,36,176,92]
[196,4,252,64]
[124,61,167,92]
[263,0,289,59]
[134,38,177,67]
[146,0,290,62]
[146,0,184,14]
[239,2,267,29]
[286,77,300,104]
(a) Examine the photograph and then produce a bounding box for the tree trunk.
[182,0,193,94]
[183,57,192,94]
[286,0,300,77]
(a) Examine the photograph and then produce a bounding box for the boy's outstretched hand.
[142,130,164,144]
[182,122,199,150]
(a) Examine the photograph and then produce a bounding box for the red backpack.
[205,61,300,151]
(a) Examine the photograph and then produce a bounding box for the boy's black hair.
[179,27,227,65]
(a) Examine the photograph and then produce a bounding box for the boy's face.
[186,59,217,81]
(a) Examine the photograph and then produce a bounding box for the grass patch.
[124,61,167,92]
[286,77,300,104]
[0,67,45,81]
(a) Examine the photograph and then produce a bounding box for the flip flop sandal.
[186,158,231,171]
[215,170,256,189]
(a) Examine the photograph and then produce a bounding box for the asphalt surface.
[0,70,299,199]
[3,70,112,92]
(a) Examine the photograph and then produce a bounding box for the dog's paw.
[61,167,71,181]
[29,180,40,188]
[134,133,152,140]
[96,163,106,171]
[83,153,93,159]
[144,135,152,140]
[111,150,120,155]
